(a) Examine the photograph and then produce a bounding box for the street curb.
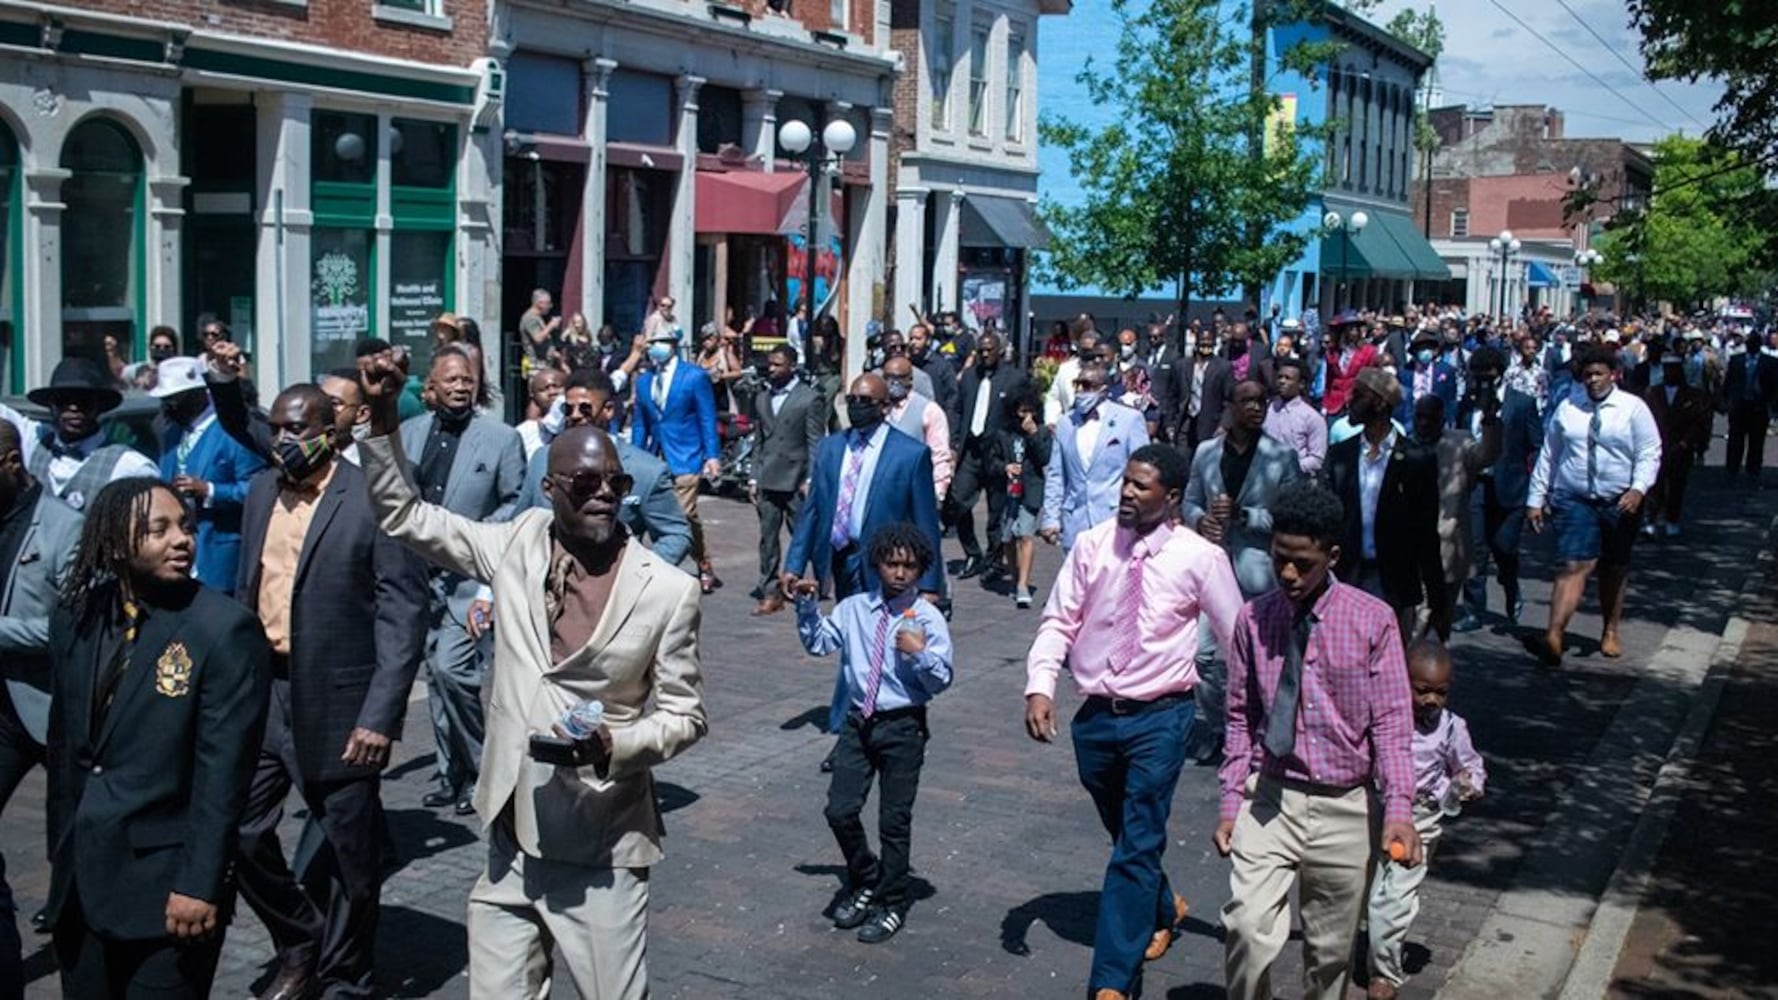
[1553,512,1778,999]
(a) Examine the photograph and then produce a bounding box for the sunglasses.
[843,394,884,407]
[546,470,634,505]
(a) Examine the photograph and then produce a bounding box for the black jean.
[55,887,222,1000]
[947,438,1009,561]
[1463,476,1526,614]
[824,708,928,910]
[1726,403,1769,478]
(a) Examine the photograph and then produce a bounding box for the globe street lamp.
[1488,230,1522,320]
[778,116,857,324]
[1573,247,1603,315]
[1323,209,1369,310]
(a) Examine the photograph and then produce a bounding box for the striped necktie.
[859,606,893,717]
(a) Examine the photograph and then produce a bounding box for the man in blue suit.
[632,328,723,593]
[1456,346,1543,628]
[1397,328,1460,429]
[1039,362,1151,550]
[152,356,266,594]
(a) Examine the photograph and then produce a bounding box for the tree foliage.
[1036,0,1336,317]
[1593,134,1769,306]
[1628,1,1778,168]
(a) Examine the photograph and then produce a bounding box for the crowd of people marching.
[0,292,1772,1000]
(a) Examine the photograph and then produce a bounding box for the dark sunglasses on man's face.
[844,394,884,408]
[547,470,634,505]
[566,401,602,418]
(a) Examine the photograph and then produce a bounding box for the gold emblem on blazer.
[155,642,194,698]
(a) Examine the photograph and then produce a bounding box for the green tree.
[1628,2,1778,167]
[1592,134,1767,307]
[1036,0,1337,318]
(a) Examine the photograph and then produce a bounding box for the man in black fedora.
[0,356,157,511]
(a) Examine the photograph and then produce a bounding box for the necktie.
[1111,543,1148,671]
[1586,405,1602,497]
[830,434,868,550]
[1263,612,1313,758]
[860,607,893,717]
[653,369,668,410]
[970,378,992,437]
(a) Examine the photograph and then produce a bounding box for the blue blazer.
[1396,361,1460,427]
[158,414,267,593]
[632,362,720,476]
[1040,401,1150,549]
[785,427,944,597]
[517,435,692,567]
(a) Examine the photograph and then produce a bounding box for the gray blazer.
[1041,401,1150,549]
[753,381,826,494]
[398,412,526,622]
[1183,434,1302,597]
[0,490,84,743]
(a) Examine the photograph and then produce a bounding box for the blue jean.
[1071,696,1195,993]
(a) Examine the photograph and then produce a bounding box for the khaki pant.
[1222,775,1378,1000]
[1367,804,1444,987]
[672,474,709,566]
[467,822,650,1000]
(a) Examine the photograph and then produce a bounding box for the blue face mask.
[647,343,675,365]
[1073,390,1106,416]
[1414,348,1436,366]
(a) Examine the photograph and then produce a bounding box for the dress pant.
[55,887,222,1000]
[825,708,928,910]
[671,474,710,566]
[0,688,42,1000]
[1462,476,1526,616]
[426,587,488,794]
[1726,402,1769,478]
[1351,561,1418,643]
[1647,448,1694,523]
[754,488,802,597]
[236,679,384,996]
[1222,775,1377,1000]
[1367,804,1443,988]
[1071,694,1194,995]
[467,820,649,1000]
[946,436,1009,561]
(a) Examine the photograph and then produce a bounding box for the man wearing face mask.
[150,357,267,595]
[230,383,427,1000]
[1395,329,1458,429]
[948,332,1031,581]
[884,356,954,504]
[318,368,373,464]
[148,325,181,364]
[1045,324,1100,426]
[0,358,160,513]
[1040,362,1150,551]
[873,330,936,401]
[633,328,723,593]
[907,323,959,415]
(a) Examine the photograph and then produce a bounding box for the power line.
[1549,0,1709,130]
[1484,0,1671,132]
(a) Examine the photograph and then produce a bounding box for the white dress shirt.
[1528,386,1662,508]
[1358,430,1396,560]
[1075,407,1105,466]
[0,402,160,498]
[845,423,890,542]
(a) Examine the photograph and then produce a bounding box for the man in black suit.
[1169,332,1234,450]
[1723,344,1778,486]
[1319,367,1445,640]
[45,479,271,997]
[751,345,828,616]
[947,331,1030,580]
[1143,321,1183,437]
[907,323,958,415]
[229,383,428,1000]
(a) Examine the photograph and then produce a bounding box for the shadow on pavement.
[376,905,470,996]
[777,706,829,731]
[999,890,1097,954]
[382,754,438,783]
[382,808,478,875]
[655,781,700,814]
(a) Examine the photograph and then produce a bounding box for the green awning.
[1320,210,1450,282]
[1380,212,1451,281]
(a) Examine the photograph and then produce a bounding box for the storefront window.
[607,71,674,146]
[0,123,17,391]
[392,119,456,188]
[605,167,670,334]
[388,230,451,370]
[60,118,142,364]
[506,52,582,136]
[313,111,378,185]
[311,228,373,374]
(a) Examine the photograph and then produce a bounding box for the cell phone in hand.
[529,733,581,767]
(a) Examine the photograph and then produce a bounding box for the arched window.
[0,119,19,391]
[60,117,143,364]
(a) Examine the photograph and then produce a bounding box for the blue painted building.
[1033,2,1446,330]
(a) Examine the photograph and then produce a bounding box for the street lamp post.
[1323,209,1369,311]
[1488,229,1522,320]
[777,116,857,324]
[1573,247,1602,315]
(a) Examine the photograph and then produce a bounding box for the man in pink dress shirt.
[1024,444,1244,1000]
[1215,481,1422,1000]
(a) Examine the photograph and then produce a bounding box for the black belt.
[269,652,291,680]
[846,704,926,725]
[1085,690,1193,716]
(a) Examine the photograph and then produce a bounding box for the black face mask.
[847,401,884,432]
[150,345,177,362]
[274,433,333,483]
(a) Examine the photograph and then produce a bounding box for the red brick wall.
[69,0,487,67]
[722,0,877,46]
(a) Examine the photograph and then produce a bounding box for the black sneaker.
[832,886,875,930]
[856,907,904,944]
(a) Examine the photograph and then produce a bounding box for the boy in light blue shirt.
[795,521,953,944]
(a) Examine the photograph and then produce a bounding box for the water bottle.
[894,609,923,657]
[1008,438,1025,499]
[560,699,606,740]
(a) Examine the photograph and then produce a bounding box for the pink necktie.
[831,434,867,550]
[1111,543,1148,672]
[860,607,893,717]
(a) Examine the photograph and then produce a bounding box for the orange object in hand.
[1388,841,1408,862]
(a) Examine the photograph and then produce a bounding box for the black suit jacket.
[912,351,959,414]
[951,365,1031,451]
[752,381,826,494]
[236,460,427,783]
[45,582,270,940]
[1725,353,1778,417]
[1145,344,1184,432]
[1321,434,1444,611]
[1169,355,1234,443]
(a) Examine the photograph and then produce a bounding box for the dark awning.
[1320,210,1449,282]
[960,195,1051,250]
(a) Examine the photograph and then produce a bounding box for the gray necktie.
[1263,613,1314,759]
[1586,405,1601,497]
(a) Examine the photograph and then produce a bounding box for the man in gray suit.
[1040,362,1151,550]
[1182,378,1302,762]
[401,347,526,815]
[751,346,827,615]
[0,420,83,992]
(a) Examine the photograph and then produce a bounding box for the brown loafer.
[1144,893,1189,961]
[1092,991,1127,1000]
[1600,631,1623,658]
[751,595,785,616]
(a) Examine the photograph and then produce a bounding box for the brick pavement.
[5,441,1771,999]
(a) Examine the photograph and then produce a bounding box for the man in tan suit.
[356,354,707,999]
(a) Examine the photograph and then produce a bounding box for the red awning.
[695,169,808,236]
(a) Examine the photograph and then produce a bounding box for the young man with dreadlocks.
[41,477,271,998]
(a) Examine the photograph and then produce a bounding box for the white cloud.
[1366,0,1722,142]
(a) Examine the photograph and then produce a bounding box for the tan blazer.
[360,434,707,870]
